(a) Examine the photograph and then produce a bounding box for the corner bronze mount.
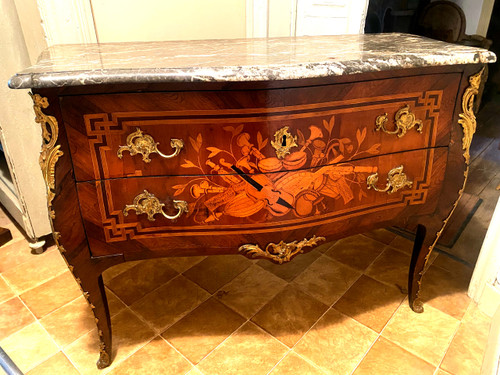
[411,67,485,313]
[459,68,484,164]
[239,235,326,263]
[30,93,111,368]
[375,105,423,138]
[30,93,64,219]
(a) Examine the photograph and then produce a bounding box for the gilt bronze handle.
[117,128,184,163]
[367,165,413,194]
[123,190,188,221]
[375,105,423,138]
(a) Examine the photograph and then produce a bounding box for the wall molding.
[37,0,97,45]
[469,196,500,317]
[246,0,269,37]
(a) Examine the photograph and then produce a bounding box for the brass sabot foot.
[96,351,111,369]
[410,298,424,314]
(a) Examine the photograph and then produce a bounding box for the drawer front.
[62,73,460,181]
[78,148,447,256]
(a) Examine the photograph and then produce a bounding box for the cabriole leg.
[76,271,113,369]
[408,223,438,313]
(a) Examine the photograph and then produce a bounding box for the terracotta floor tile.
[388,235,415,255]
[105,288,127,317]
[197,322,288,375]
[314,241,336,254]
[365,247,410,291]
[163,256,206,273]
[0,297,35,340]
[106,259,178,305]
[102,261,142,284]
[334,275,405,332]
[382,303,460,365]
[294,308,377,375]
[20,271,81,318]
[431,254,473,280]
[1,249,68,294]
[216,264,287,318]
[183,255,252,293]
[436,369,453,375]
[131,275,210,332]
[362,228,397,245]
[162,297,245,363]
[440,322,487,375]
[108,336,192,375]
[0,209,25,243]
[251,285,328,347]
[65,309,155,375]
[26,351,79,375]
[420,264,471,319]
[0,322,59,373]
[0,238,33,272]
[326,235,385,271]
[40,296,96,347]
[293,256,361,306]
[440,303,491,375]
[0,276,14,304]
[257,249,321,282]
[353,337,434,375]
[270,352,324,375]
[462,302,491,328]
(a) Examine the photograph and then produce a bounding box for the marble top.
[9,33,496,89]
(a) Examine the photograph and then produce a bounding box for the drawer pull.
[271,126,298,159]
[123,190,188,221]
[117,128,184,163]
[367,165,413,194]
[375,105,423,138]
[239,235,325,264]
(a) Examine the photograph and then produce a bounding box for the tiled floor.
[0,219,493,375]
[0,94,498,375]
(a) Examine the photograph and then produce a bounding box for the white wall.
[91,0,247,42]
[36,0,369,45]
[0,0,51,239]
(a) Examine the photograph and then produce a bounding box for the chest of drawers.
[9,33,495,368]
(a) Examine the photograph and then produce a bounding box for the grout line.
[380,298,460,371]
[7,295,63,373]
[265,348,293,375]
[103,287,127,318]
[192,318,249,366]
[181,270,290,368]
[107,335,158,374]
[60,350,83,375]
[434,321,461,374]
[434,301,475,373]
[158,335,198,369]
[348,296,407,374]
[0,273,15,304]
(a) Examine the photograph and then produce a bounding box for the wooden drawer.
[62,73,460,181]
[77,147,447,256]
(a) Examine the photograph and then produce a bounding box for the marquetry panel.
[77,148,446,252]
[61,73,460,181]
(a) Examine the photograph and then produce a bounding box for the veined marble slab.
[9,33,496,89]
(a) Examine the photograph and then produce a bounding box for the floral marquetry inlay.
[175,116,381,224]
